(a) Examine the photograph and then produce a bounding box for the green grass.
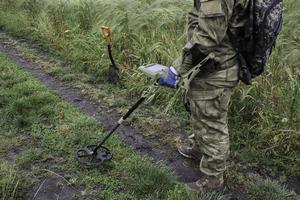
[0,161,26,200]
[0,50,298,199]
[0,0,299,198]
[0,53,233,199]
[246,176,298,200]
[1,0,297,177]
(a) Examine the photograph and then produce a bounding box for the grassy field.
[0,0,299,198]
[0,53,225,199]
[0,50,298,199]
[1,0,297,177]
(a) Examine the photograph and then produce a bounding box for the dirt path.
[0,39,202,183]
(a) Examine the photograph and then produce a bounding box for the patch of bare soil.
[288,178,300,195]
[29,174,89,200]
[6,147,25,161]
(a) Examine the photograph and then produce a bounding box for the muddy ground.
[0,32,299,199]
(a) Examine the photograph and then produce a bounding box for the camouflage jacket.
[174,0,250,75]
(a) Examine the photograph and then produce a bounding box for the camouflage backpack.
[229,0,283,85]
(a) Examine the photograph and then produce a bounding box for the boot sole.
[178,148,201,161]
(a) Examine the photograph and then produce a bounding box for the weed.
[124,159,176,198]
[0,161,26,200]
[166,184,227,200]
[245,175,298,200]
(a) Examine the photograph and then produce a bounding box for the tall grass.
[0,161,24,200]
[229,0,300,176]
[0,0,299,177]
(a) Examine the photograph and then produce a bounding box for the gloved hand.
[158,66,181,88]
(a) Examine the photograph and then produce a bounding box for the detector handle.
[101,26,112,45]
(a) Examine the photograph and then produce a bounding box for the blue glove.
[158,66,180,88]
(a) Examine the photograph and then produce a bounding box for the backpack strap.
[227,29,252,85]
[226,0,254,85]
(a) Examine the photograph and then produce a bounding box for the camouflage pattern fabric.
[173,0,250,74]
[174,0,249,176]
[187,65,239,176]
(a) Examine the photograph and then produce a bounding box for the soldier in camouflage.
[158,0,250,192]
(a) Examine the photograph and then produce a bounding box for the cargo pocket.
[199,0,224,18]
[189,88,224,119]
[196,0,227,44]
[217,88,231,112]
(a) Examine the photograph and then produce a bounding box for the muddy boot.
[185,174,224,193]
[178,144,202,161]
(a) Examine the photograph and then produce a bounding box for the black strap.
[227,29,252,85]
[227,29,239,50]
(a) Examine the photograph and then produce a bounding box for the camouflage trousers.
[187,64,239,176]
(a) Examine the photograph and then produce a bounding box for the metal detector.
[76,36,214,167]
[76,81,159,167]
